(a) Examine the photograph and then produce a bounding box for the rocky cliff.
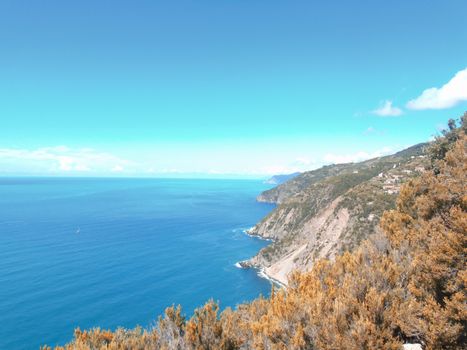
[244,143,429,285]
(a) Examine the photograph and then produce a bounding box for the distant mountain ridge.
[243,143,429,284]
[264,172,301,185]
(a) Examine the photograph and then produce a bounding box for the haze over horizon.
[1,0,466,178]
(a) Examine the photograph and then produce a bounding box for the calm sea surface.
[0,177,274,349]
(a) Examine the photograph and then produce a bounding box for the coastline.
[256,267,287,288]
[235,259,287,288]
[243,227,275,242]
[236,228,288,287]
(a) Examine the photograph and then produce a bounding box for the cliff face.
[245,143,429,285]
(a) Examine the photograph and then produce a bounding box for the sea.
[0,177,275,349]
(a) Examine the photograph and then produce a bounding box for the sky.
[0,0,466,178]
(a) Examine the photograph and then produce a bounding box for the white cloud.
[0,146,130,174]
[363,126,384,136]
[58,156,74,171]
[407,68,467,110]
[323,146,394,164]
[258,157,319,175]
[291,157,317,168]
[250,147,398,175]
[258,165,299,176]
[75,164,91,172]
[111,165,124,172]
[364,126,376,134]
[372,100,403,117]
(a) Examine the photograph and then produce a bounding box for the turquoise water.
[0,177,274,349]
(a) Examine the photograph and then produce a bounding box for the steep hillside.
[243,143,429,284]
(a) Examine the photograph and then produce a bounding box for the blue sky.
[1,0,466,177]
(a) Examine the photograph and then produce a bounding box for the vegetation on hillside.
[248,139,429,277]
[43,115,466,350]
